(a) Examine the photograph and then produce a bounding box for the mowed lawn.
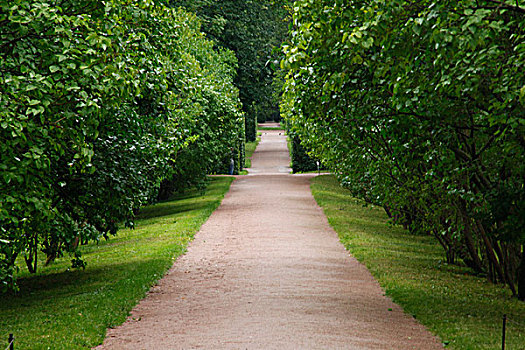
[243,132,261,170]
[311,175,524,350]
[0,177,233,350]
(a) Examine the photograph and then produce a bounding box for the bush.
[0,0,243,291]
[291,137,318,173]
[282,0,525,298]
[170,0,289,135]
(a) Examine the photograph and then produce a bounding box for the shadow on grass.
[1,257,166,309]
[0,258,171,349]
[158,186,208,202]
[136,199,216,221]
[0,176,234,349]
[136,178,229,221]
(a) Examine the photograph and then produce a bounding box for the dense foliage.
[171,0,290,141]
[0,0,244,291]
[290,136,318,173]
[282,0,525,298]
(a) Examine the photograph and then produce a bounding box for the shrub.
[0,0,243,291]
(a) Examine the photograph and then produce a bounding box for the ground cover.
[258,126,283,130]
[311,175,525,350]
[241,132,261,174]
[293,170,328,175]
[0,177,233,350]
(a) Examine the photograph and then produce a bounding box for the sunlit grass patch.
[243,134,261,170]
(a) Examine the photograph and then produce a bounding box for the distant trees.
[171,0,290,141]
[282,0,525,299]
[0,0,243,291]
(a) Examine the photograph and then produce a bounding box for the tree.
[282,0,525,298]
[171,0,290,141]
[0,0,244,291]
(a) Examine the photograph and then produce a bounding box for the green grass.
[258,126,283,130]
[311,175,525,350]
[293,169,329,174]
[0,177,234,350]
[243,135,261,169]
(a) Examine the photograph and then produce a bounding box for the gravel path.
[96,125,443,349]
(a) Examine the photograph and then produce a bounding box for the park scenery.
[1,1,524,349]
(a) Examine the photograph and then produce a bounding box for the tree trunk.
[383,205,393,219]
[493,240,518,296]
[476,221,517,296]
[460,210,484,272]
[518,246,525,301]
[25,248,37,274]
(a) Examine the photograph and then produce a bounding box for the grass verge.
[293,170,329,174]
[0,177,234,350]
[311,175,524,350]
[258,126,282,130]
[243,134,261,170]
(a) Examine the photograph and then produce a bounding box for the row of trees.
[0,0,244,291]
[171,0,290,141]
[282,0,525,299]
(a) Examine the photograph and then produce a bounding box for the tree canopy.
[0,0,244,291]
[282,0,525,299]
[171,0,290,140]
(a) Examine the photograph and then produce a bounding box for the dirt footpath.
[97,127,443,349]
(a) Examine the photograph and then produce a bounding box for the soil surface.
[96,124,443,349]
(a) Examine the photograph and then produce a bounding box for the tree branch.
[484,0,525,13]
